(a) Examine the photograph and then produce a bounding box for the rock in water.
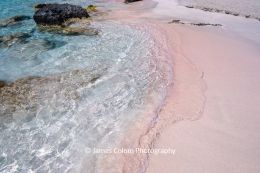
[0,15,31,27]
[0,33,31,48]
[34,4,49,9]
[125,0,142,3]
[33,3,90,25]
[38,25,98,36]
[11,16,31,21]
[0,81,5,88]
[7,39,67,61]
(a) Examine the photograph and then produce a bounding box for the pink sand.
[96,2,260,172]
[146,24,260,173]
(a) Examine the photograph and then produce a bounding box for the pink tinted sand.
[147,25,260,173]
[93,2,260,172]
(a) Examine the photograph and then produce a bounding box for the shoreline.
[1,1,260,172]
[93,5,207,172]
[101,1,260,172]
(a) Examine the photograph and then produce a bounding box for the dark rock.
[201,7,211,11]
[90,75,101,84]
[34,4,49,9]
[0,15,31,27]
[171,19,181,23]
[215,9,222,13]
[224,11,231,14]
[169,19,184,24]
[232,13,239,16]
[33,3,90,25]
[169,19,222,27]
[185,6,194,9]
[12,16,31,21]
[125,0,142,3]
[0,33,31,48]
[0,81,5,88]
[192,23,222,26]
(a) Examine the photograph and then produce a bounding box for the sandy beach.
[86,1,260,172]
[146,24,260,173]
[1,0,260,172]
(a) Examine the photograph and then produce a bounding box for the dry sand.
[146,24,260,173]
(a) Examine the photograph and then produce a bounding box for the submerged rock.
[60,27,98,36]
[33,3,90,25]
[0,32,31,48]
[0,69,102,119]
[10,39,66,59]
[0,15,31,27]
[0,76,41,118]
[125,0,142,3]
[38,25,98,36]
[62,17,91,27]
[0,81,5,88]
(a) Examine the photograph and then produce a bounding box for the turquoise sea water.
[0,0,171,172]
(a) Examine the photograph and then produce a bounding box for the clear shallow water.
[0,1,171,172]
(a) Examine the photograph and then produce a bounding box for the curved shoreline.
[92,1,260,172]
[89,4,207,172]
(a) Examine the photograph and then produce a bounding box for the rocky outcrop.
[0,15,31,27]
[125,0,142,3]
[33,3,98,36]
[33,3,90,25]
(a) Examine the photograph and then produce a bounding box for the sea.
[0,0,171,172]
